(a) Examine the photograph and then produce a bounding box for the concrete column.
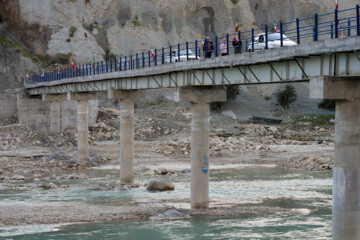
[310,76,360,239]
[108,89,146,185]
[67,92,97,163]
[77,100,89,162]
[49,101,61,133]
[333,99,360,239]
[175,87,226,210]
[191,102,210,209]
[119,99,134,184]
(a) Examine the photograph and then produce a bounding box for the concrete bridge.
[25,30,360,239]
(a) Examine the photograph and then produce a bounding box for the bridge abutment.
[310,76,360,239]
[108,89,146,185]
[175,87,226,210]
[42,94,67,133]
[67,92,97,163]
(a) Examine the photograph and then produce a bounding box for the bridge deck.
[27,36,360,95]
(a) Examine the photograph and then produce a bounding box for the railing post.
[204,39,208,58]
[154,50,157,66]
[348,18,351,37]
[124,56,127,70]
[110,59,112,72]
[186,41,189,60]
[226,33,229,55]
[130,55,133,69]
[195,40,198,58]
[296,18,300,44]
[357,4,360,36]
[114,58,117,72]
[106,60,108,73]
[335,8,339,38]
[245,40,248,52]
[238,31,242,53]
[86,64,88,75]
[331,23,334,39]
[101,61,104,73]
[162,48,165,64]
[170,45,172,63]
[119,57,122,71]
[314,13,318,41]
[148,51,151,67]
[97,62,100,74]
[251,28,255,52]
[265,25,268,49]
[136,53,138,68]
[214,36,218,57]
[178,43,180,62]
[280,22,283,47]
[142,52,145,68]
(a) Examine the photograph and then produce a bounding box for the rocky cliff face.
[1,0,357,65]
[0,40,40,91]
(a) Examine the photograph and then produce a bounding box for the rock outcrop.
[1,0,357,65]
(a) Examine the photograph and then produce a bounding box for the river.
[0,165,332,239]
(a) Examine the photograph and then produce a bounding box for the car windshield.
[268,33,289,41]
[179,50,194,55]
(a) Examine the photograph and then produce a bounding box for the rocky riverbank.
[0,104,335,227]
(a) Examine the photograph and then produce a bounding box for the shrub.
[211,85,240,111]
[104,48,116,60]
[276,84,297,110]
[231,0,240,4]
[318,99,336,111]
[227,85,240,101]
[56,53,71,64]
[69,26,77,37]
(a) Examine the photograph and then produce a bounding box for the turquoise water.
[0,166,332,239]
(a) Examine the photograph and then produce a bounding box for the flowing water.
[0,165,332,239]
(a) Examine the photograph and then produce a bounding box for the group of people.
[202,36,242,58]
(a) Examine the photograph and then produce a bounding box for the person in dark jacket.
[203,37,214,58]
[232,37,242,54]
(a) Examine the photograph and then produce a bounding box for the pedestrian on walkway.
[203,37,214,58]
[220,39,228,56]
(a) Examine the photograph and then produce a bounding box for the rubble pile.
[89,122,119,142]
[152,135,290,158]
[135,125,179,140]
[283,155,333,171]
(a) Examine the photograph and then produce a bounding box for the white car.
[248,33,297,52]
[164,49,200,63]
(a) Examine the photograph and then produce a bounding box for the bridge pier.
[175,87,226,210]
[310,76,360,239]
[108,89,146,185]
[42,94,67,133]
[67,92,97,163]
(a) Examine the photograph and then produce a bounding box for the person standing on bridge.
[203,37,214,58]
[220,39,228,56]
[151,49,155,63]
[232,37,241,54]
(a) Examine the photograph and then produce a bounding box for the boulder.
[100,108,120,118]
[147,179,175,191]
[268,126,278,133]
[158,168,169,175]
[11,175,25,180]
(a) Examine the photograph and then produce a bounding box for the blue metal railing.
[26,5,360,86]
